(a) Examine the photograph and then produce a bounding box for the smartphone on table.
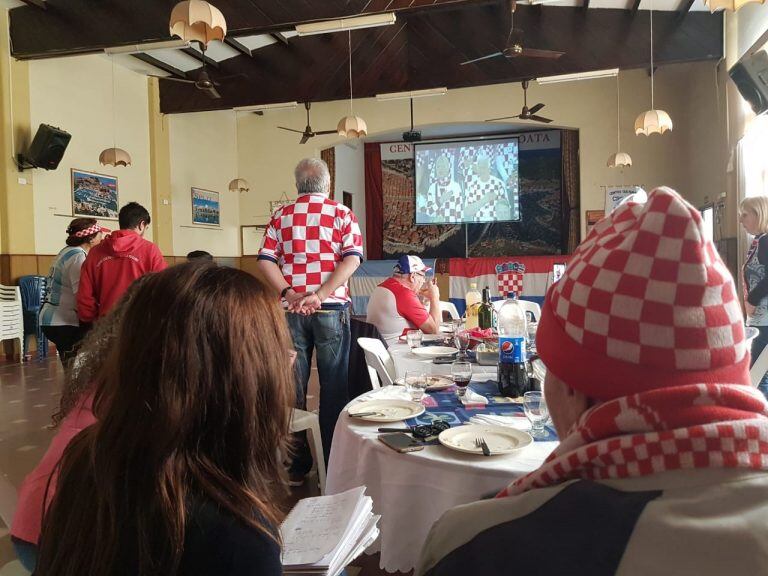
[379,432,424,453]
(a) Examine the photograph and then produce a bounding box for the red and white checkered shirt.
[258,193,364,306]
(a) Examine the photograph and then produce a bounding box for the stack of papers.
[281,486,380,576]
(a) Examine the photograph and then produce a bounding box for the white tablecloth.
[325,387,558,573]
[388,342,498,380]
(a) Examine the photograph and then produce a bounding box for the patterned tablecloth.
[326,379,559,574]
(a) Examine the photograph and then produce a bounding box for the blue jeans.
[287,307,351,475]
[750,325,768,399]
[12,536,38,572]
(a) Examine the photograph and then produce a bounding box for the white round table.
[325,387,558,574]
[388,342,498,380]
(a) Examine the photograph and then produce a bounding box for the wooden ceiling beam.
[20,0,46,10]
[224,37,252,57]
[677,0,696,19]
[631,0,642,12]
[181,46,220,69]
[131,53,188,79]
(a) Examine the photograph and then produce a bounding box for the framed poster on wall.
[192,187,220,226]
[586,210,605,237]
[71,169,119,220]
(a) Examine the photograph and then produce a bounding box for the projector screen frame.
[413,135,521,226]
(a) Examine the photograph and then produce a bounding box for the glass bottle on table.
[464,283,482,329]
[478,286,494,330]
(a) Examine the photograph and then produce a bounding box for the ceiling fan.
[460,0,565,66]
[149,43,241,100]
[278,102,337,144]
[486,80,553,123]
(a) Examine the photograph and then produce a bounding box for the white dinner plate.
[398,333,445,343]
[347,399,425,422]
[394,375,454,391]
[411,346,459,358]
[438,424,533,455]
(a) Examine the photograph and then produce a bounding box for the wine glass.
[451,360,472,398]
[404,371,427,402]
[406,329,423,350]
[523,391,549,439]
[454,329,471,359]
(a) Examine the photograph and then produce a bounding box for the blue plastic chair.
[18,275,48,360]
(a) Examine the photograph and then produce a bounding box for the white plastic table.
[325,386,557,573]
[387,342,498,380]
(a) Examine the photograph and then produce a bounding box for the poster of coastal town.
[192,188,220,226]
[71,169,119,220]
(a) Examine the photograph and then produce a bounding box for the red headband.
[69,224,107,238]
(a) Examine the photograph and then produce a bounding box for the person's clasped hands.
[286,291,322,315]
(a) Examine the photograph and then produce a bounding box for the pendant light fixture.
[169,0,227,46]
[337,31,368,138]
[704,0,764,11]
[99,55,132,167]
[228,112,250,193]
[608,73,632,168]
[634,0,673,137]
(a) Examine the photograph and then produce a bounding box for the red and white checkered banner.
[496,262,526,299]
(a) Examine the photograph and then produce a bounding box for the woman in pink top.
[10,277,147,572]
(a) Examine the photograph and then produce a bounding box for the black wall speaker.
[18,124,71,171]
[729,50,768,116]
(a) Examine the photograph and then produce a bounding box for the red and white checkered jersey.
[258,193,364,306]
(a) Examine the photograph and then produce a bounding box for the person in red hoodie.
[77,202,166,323]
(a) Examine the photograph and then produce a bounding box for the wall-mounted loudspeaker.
[17,124,71,171]
[729,50,768,116]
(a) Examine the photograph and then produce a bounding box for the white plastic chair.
[492,299,541,322]
[357,338,395,388]
[750,344,768,389]
[290,408,326,494]
[0,285,23,362]
[439,301,460,320]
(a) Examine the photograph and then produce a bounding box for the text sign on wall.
[381,142,414,161]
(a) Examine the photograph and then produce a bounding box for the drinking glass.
[451,360,472,398]
[406,329,423,350]
[404,371,427,402]
[527,321,539,353]
[454,330,471,359]
[523,391,549,439]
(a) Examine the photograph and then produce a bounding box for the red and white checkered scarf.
[498,383,768,497]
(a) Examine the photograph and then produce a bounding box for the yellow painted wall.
[168,111,240,257]
[28,54,153,253]
[148,78,174,256]
[237,61,725,242]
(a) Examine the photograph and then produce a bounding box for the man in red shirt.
[77,202,167,323]
[366,256,442,344]
[257,158,363,485]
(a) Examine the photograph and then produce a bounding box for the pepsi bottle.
[497,292,529,398]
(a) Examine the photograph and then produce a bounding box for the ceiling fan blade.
[313,130,339,135]
[203,86,222,99]
[529,115,553,123]
[278,127,305,134]
[485,114,521,122]
[149,75,196,84]
[460,51,504,66]
[212,73,247,85]
[528,103,545,114]
[300,134,310,145]
[520,48,565,59]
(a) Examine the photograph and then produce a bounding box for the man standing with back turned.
[77,201,167,324]
[258,158,363,485]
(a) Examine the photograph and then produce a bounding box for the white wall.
[29,54,152,253]
[333,141,366,241]
[168,111,239,257]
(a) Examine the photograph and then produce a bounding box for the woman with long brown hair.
[35,262,295,576]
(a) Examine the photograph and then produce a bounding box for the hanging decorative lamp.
[635,0,673,136]
[337,31,368,138]
[100,56,132,167]
[169,0,227,46]
[704,0,764,11]
[227,112,250,193]
[608,73,632,168]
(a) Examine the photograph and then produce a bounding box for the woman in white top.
[40,218,107,367]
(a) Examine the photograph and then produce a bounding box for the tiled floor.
[0,355,404,576]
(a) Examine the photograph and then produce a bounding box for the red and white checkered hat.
[538,187,749,400]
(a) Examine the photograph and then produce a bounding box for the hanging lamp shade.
[99,147,132,167]
[228,178,249,193]
[705,0,764,10]
[337,115,368,138]
[169,0,227,45]
[607,152,633,168]
[634,109,673,136]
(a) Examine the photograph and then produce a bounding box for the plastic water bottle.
[497,292,529,398]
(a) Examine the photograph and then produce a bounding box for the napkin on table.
[359,386,412,402]
[459,388,489,407]
[469,414,531,431]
